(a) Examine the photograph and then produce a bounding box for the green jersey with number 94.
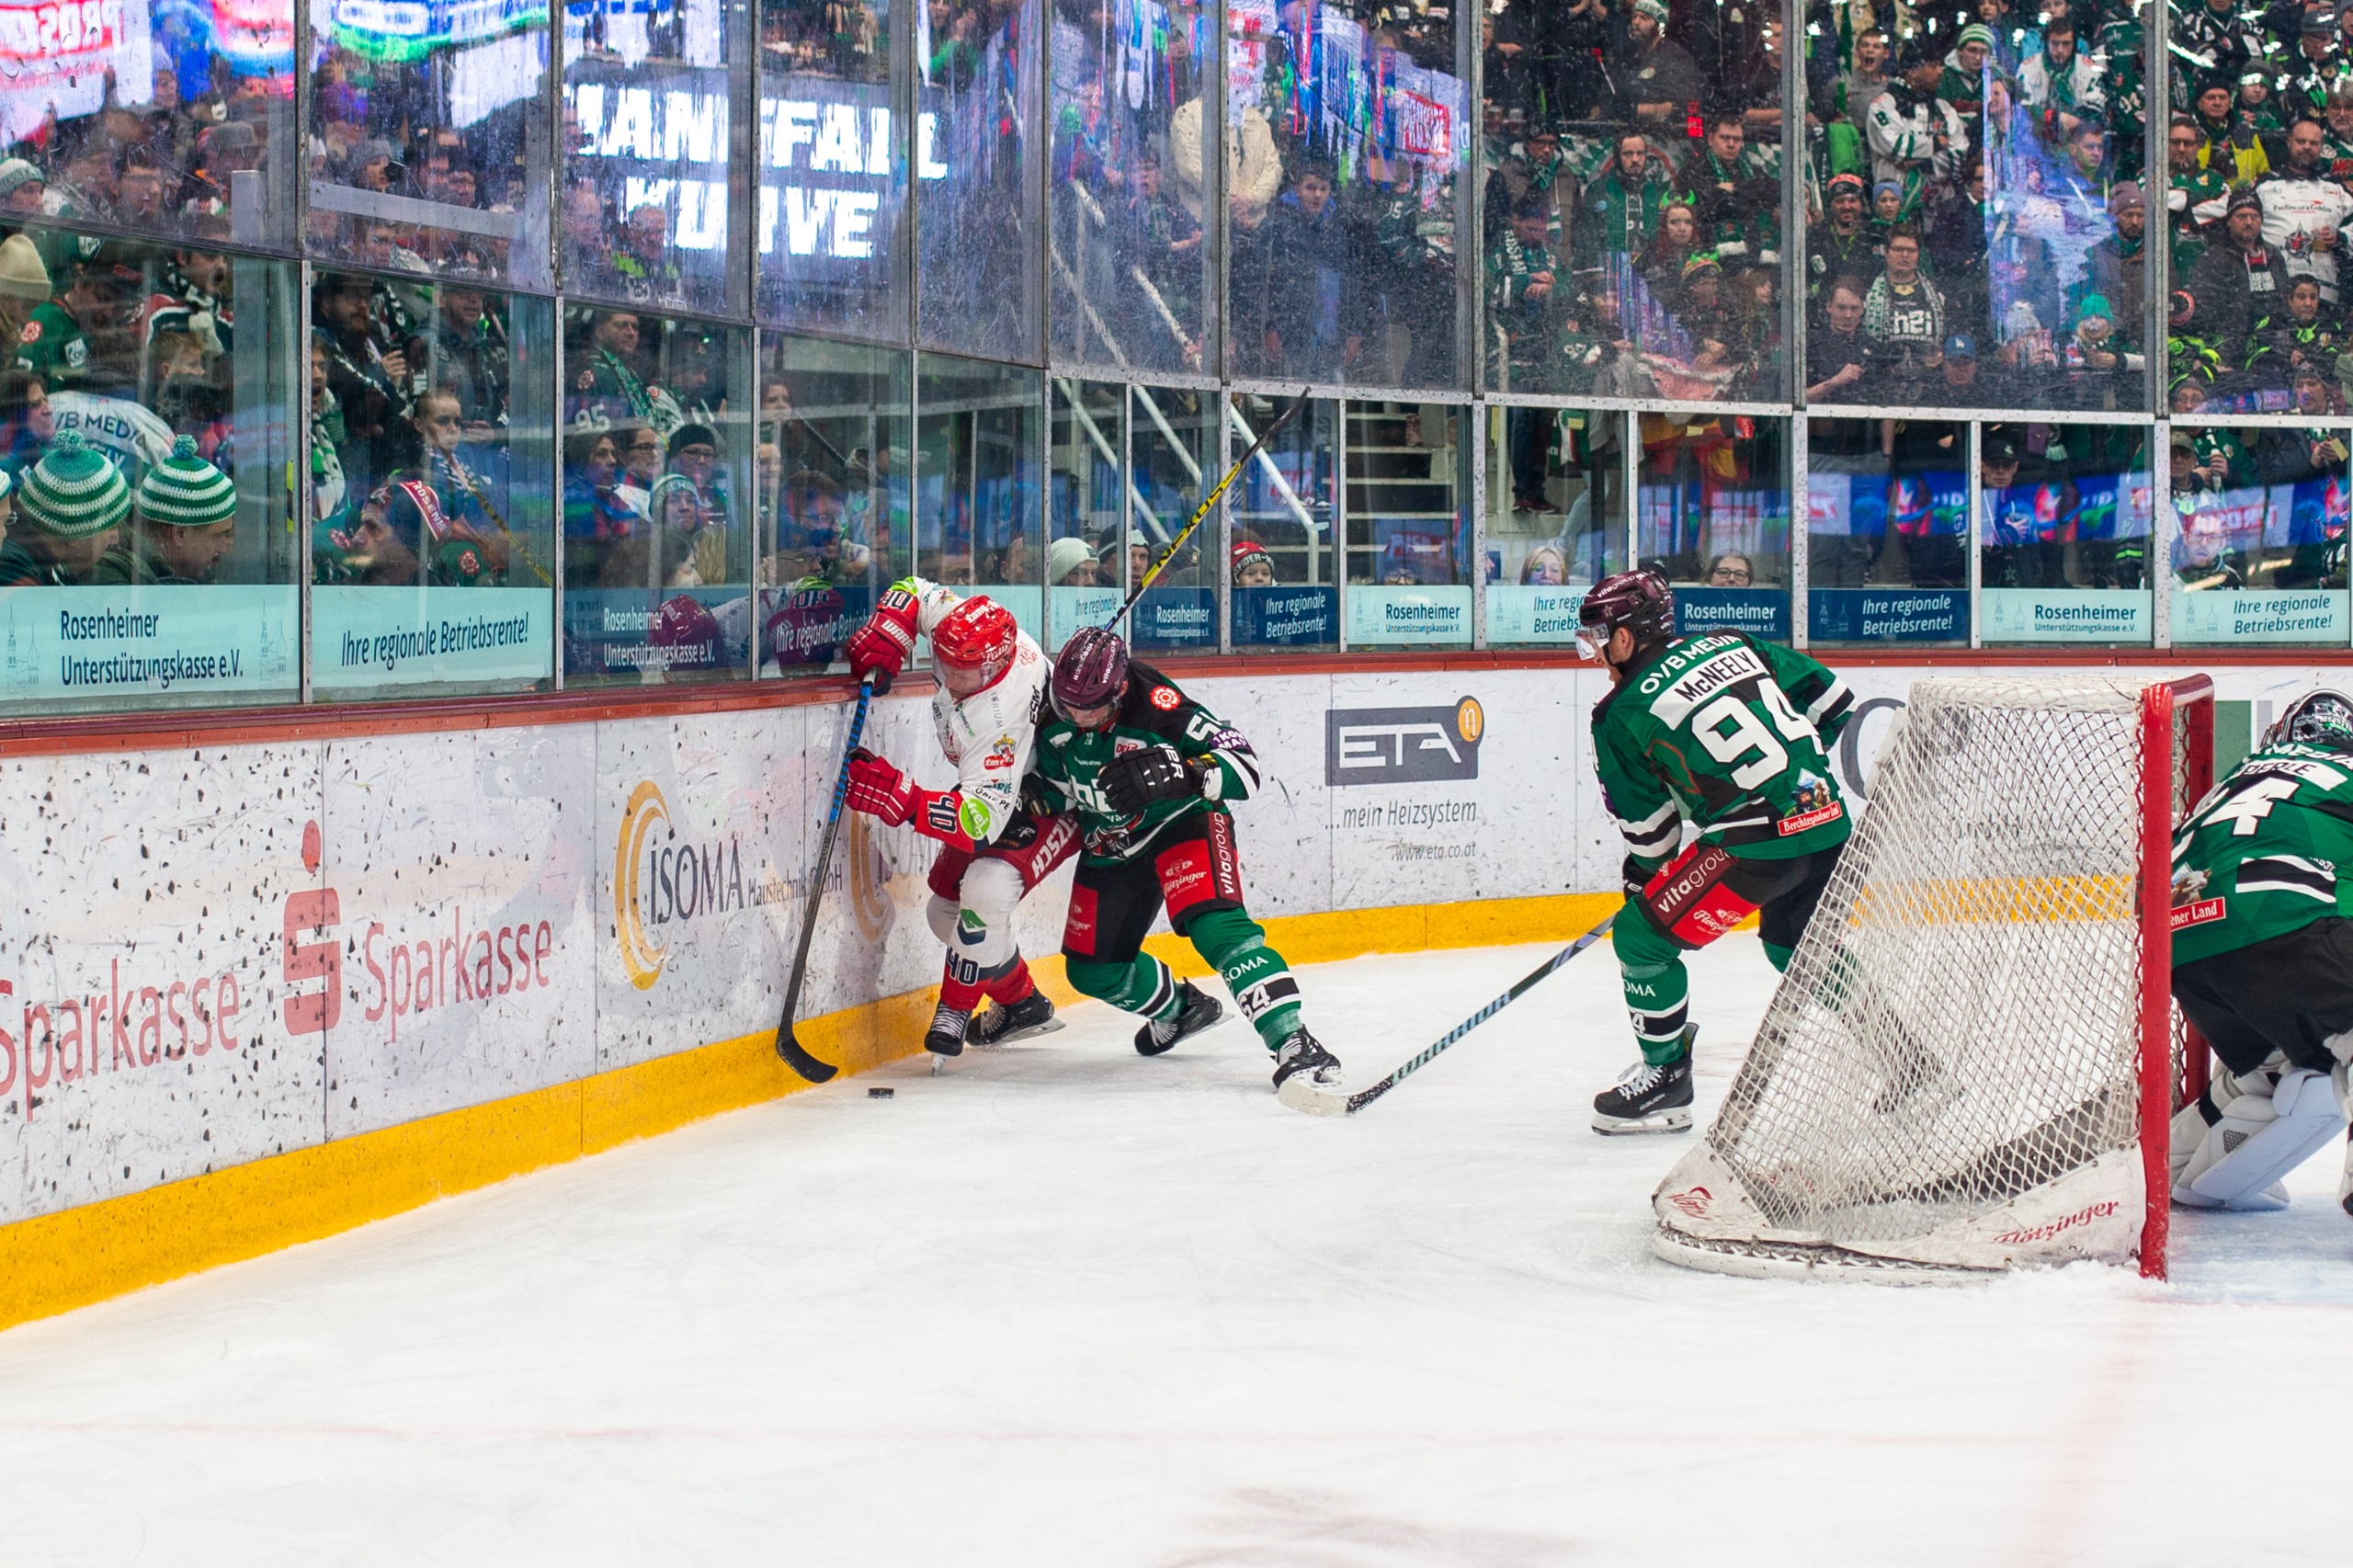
[1591,631,1859,869]
[2170,740,2353,965]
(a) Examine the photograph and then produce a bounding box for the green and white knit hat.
[137,435,237,529]
[19,431,130,540]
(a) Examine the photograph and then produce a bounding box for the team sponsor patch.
[1209,727,1249,751]
[17,320,37,343]
[983,736,1017,771]
[1777,802,1844,836]
[1150,685,1180,710]
[956,908,987,945]
[2169,897,2226,931]
[63,338,85,368]
[958,796,993,839]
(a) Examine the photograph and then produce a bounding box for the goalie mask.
[2265,689,2353,751]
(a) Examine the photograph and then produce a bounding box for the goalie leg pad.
[2336,1064,2353,1221]
[2175,1063,2348,1211]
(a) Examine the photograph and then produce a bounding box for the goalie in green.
[1577,568,1857,1133]
[2169,690,2353,1215]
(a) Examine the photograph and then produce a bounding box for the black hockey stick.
[1281,913,1618,1117]
[772,676,878,1083]
[1106,390,1309,631]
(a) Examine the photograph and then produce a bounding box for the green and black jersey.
[1591,631,1857,869]
[1033,663,1259,865]
[2171,739,2353,965]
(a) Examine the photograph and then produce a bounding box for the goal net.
[1653,675,2214,1280]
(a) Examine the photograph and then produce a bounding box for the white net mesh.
[1654,676,2181,1277]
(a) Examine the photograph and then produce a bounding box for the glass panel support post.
[552,312,569,690]
[1789,413,1809,650]
[1469,398,1488,651]
[1967,421,1984,650]
[1335,399,1350,652]
[2151,417,2172,651]
[298,260,315,705]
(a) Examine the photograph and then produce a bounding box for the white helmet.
[2264,689,2353,750]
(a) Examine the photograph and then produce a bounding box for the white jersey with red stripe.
[904,578,1049,846]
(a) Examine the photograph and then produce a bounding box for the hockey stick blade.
[1279,914,1618,1118]
[772,678,878,1083]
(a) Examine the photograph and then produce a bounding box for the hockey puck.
[868,1086,894,1099]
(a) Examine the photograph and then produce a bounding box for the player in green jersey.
[2168,690,2353,1215]
[1577,569,1857,1133]
[1038,627,1341,1107]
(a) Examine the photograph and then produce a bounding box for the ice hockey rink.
[1,935,2346,1568]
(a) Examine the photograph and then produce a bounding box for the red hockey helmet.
[932,595,1018,699]
[1051,625,1129,727]
[1576,567,1675,662]
[647,594,722,669]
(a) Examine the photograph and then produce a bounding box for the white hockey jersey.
[1864,85,1969,190]
[904,577,1050,846]
[2256,172,2353,302]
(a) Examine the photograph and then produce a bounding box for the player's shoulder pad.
[1121,662,1196,734]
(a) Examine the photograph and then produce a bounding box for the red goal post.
[2143,676,2214,1281]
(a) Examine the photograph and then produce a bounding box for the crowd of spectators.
[2161,0,2353,416]
[1791,2,2149,412]
[0,211,253,591]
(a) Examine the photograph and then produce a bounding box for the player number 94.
[1692,687,1815,792]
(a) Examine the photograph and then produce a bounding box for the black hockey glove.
[1099,744,1199,816]
[1622,854,1656,900]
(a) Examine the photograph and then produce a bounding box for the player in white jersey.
[841,578,1079,1057]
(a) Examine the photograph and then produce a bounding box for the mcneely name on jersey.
[1593,631,1856,869]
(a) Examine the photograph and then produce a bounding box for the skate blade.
[930,1053,949,1076]
[1590,1107,1693,1135]
[972,1018,1064,1049]
[1277,1074,1349,1117]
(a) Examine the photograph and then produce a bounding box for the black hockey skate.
[1591,1028,1695,1135]
[924,1004,971,1058]
[1135,981,1222,1056]
[1271,1028,1343,1112]
[968,990,1061,1047]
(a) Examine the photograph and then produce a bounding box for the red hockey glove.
[846,587,920,695]
[843,749,975,850]
[845,748,919,825]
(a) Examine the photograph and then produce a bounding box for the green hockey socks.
[1614,897,1692,1065]
[1066,953,1182,1020]
[1064,912,1302,1051]
[1186,907,1302,1050]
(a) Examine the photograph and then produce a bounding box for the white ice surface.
[2,934,2349,1567]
